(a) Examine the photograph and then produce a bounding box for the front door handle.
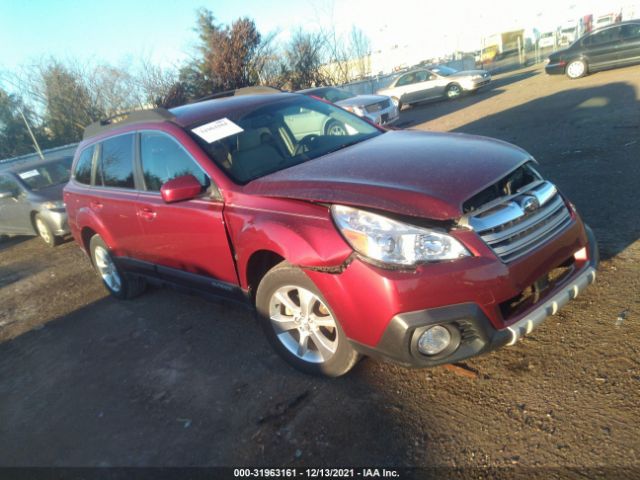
[138,207,157,221]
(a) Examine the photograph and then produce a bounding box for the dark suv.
[64,89,598,376]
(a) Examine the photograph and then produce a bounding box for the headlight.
[331,205,470,266]
[342,105,366,116]
[42,200,65,210]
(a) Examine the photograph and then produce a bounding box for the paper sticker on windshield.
[192,118,243,143]
[18,169,40,180]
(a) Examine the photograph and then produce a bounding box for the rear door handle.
[89,201,103,211]
[138,207,157,221]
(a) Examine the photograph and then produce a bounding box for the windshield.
[190,95,382,184]
[431,66,458,76]
[17,158,72,190]
[316,88,355,103]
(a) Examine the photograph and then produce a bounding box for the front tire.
[445,83,462,99]
[255,262,360,377]
[89,235,146,300]
[566,59,587,79]
[34,214,60,247]
[324,120,347,136]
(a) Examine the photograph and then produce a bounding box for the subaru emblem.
[520,195,540,213]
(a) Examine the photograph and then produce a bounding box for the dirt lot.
[1,64,639,476]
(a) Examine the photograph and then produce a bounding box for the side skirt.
[115,257,251,308]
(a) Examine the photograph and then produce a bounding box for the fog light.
[417,326,451,356]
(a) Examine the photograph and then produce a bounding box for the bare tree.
[135,57,182,108]
[280,30,327,90]
[350,26,371,79]
[0,88,46,158]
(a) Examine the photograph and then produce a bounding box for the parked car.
[0,156,72,246]
[376,66,491,109]
[546,20,640,79]
[299,86,399,127]
[64,90,598,377]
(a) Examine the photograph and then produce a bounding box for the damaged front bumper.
[349,225,599,368]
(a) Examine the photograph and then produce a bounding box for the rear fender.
[74,207,117,253]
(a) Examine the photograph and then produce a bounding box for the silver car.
[0,157,71,246]
[299,87,399,127]
[377,66,492,109]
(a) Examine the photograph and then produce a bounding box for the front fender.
[224,195,353,289]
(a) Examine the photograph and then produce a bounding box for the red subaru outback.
[64,89,598,376]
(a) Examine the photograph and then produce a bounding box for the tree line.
[0,8,371,160]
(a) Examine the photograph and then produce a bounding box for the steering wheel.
[294,134,320,155]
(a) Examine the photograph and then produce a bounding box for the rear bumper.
[350,225,598,367]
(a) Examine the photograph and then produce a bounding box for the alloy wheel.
[567,61,585,79]
[326,123,347,136]
[93,245,122,293]
[268,285,338,363]
[447,85,462,98]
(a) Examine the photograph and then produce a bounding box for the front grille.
[465,180,573,263]
[365,99,391,113]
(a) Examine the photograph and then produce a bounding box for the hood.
[450,70,490,78]
[336,94,390,108]
[244,130,531,220]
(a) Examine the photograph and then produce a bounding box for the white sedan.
[377,66,491,110]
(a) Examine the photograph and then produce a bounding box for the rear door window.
[622,24,640,40]
[415,71,429,82]
[396,73,417,86]
[140,132,209,192]
[97,134,135,189]
[583,27,622,46]
[74,147,94,185]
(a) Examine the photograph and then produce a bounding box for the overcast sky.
[0,0,632,73]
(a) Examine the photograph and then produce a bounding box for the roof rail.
[190,85,282,104]
[83,108,176,140]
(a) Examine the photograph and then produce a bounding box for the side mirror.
[160,175,203,203]
[0,191,15,200]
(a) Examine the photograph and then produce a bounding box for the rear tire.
[89,235,146,300]
[34,214,60,247]
[255,262,360,377]
[566,59,587,79]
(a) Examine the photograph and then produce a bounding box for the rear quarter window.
[74,146,94,185]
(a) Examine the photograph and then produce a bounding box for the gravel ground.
[0,63,639,477]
